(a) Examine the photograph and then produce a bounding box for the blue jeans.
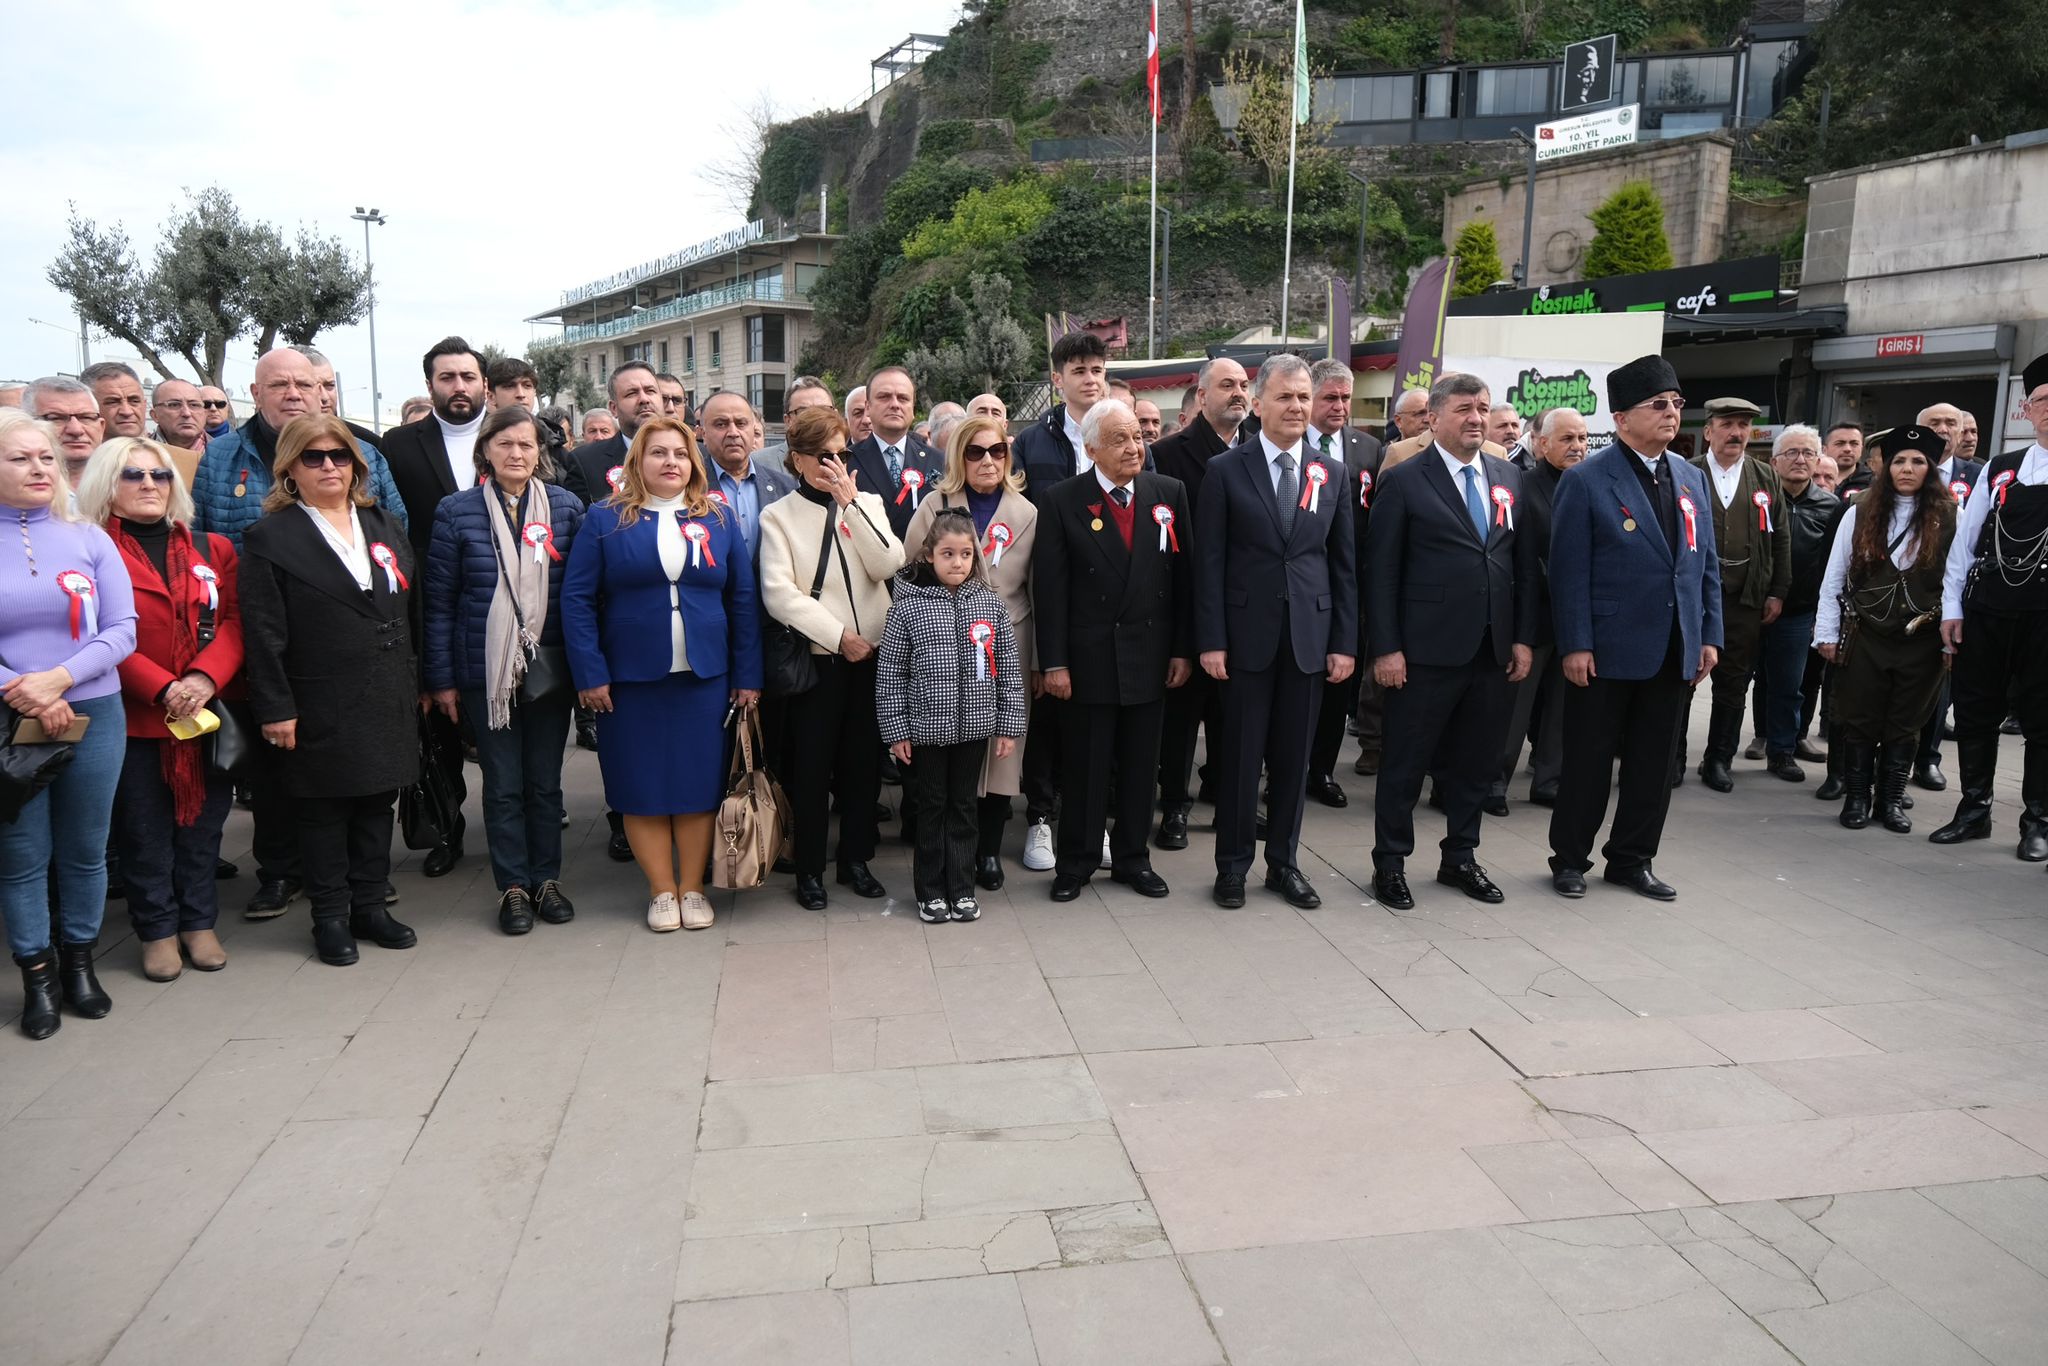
[1757,611,1816,758]
[1,693,126,958]
[462,689,572,890]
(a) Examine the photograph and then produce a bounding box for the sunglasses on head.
[119,467,174,485]
[298,448,353,469]
[964,442,1010,462]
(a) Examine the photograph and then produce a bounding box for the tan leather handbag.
[714,708,792,890]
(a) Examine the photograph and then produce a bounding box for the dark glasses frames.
[201,399,230,410]
[298,449,353,469]
[119,467,175,485]
[964,442,1010,462]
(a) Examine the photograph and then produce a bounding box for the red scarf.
[112,519,209,825]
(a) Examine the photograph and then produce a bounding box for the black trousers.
[1157,670,1220,810]
[1834,631,1945,749]
[1058,697,1165,879]
[1022,693,1063,824]
[1951,607,2048,797]
[1701,595,1764,760]
[977,793,1011,860]
[424,709,468,848]
[1309,668,1363,779]
[1917,676,1951,766]
[1375,639,1511,872]
[1799,648,1830,741]
[907,740,982,901]
[786,654,882,876]
[1500,644,1564,794]
[296,790,398,923]
[1354,674,1385,760]
[1549,633,1690,876]
[1215,643,1320,879]
[116,739,231,941]
[251,740,301,885]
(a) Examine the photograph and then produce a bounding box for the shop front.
[1811,324,2016,450]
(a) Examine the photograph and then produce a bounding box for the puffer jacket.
[874,567,1026,748]
[422,483,584,692]
[190,421,407,548]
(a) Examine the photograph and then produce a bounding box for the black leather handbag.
[763,512,838,697]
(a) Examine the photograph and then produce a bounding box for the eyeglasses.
[1778,450,1818,460]
[297,449,353,469]
[38,411,98,426]
[201,400,230,410]
[964,442,1010,463]
[119,467,175,485]
[155,400,202,412]
[1630,397,1687,413]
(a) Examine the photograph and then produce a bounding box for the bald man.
[968,392,1009,428]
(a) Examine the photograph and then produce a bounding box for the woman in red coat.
[80,438,245,981]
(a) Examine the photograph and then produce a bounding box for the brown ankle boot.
[179,929,227,971]
[140,937,183,982]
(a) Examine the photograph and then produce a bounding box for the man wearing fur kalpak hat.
[1930,352,2048,861]
[1545,354,1723,901]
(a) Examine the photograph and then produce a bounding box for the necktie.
[884,445,902,488]
[1320,432,1334,456]
[1276,452,1297,536]
[1461,464,1488,541]
[1652,459,1678,545]
[1110,485,1130,508]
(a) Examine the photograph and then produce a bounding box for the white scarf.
[482,480,553,730]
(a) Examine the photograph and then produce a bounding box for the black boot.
[1838,740,1874,830]
[2017,744,2048,862]
[1697,700,1740,792]
[1815,726,1846,800]
[1877,747,1913,834]
[14,952,60,1039]
[312,917,359,966]
[1930,735,1998,844]
[349,904,418,950]
[56,940,111,1018]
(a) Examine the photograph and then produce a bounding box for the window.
[684,335,695,373]
[1323,74,1412,123]
[658,340,669,369]
[1642,55,1734,109]
[1471,66,1549,117]
[746,315,785,365]
[1422,71,1454,120]
[708,330,721,370]
[747,373,787,425]
[598,352,608,385]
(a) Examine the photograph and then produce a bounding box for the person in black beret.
[1544,354,1723,901]
[1930,352,2048,861]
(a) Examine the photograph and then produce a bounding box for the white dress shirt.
[1815,499,1928,645]
[1093,465,1134,502]
[1064,407,1095,477]
[1943,444,2048,619]
[437,411,483,492]
[1257,431,1306,495]
[1706,455,1744,509]
[300,502,371,589]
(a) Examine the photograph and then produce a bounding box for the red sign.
[1876,334,1925,357]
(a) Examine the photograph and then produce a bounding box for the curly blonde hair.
[607,416,721,529]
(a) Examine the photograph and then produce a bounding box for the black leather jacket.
[1783,481,1842,614]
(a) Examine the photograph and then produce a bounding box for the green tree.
[902,271,1034,402]
[1584,181,1674,279]
[1450,218,1505,298]
[902,179,1055,262]
[525,337,579,403]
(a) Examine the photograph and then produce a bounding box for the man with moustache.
[701,390,796,556]
[1956,411,1980,465]
[580,410,617,445]
[560,361,662,504]
[1750,425,1838,782]
[1133,398,1164,445]
[1497,406,1587,808]
[83,361,148,438]
[1487,404,1528,466]
[149,378,209,487]
[24,375,104,486]
[1303,356,1383,805]
[657,372,691,421]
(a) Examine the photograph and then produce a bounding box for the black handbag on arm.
[0,652,75,824]
[762,510,838,698]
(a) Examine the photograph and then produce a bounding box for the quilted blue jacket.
[190,423,407,548]
[421,484,585,692]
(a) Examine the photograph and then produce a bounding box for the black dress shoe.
[244,877,301,920]
[976,856,1005,890]
[1155,807,1190,851]
[1352,750,1381,776]
[1529,785,1558,807]
[1307,774,1347,808]
[837,862,886,898]
[1111,868,1171,898]
[876,802,894,824]
[533,881,575,924]
[1212,874,1246,908]
[1913,761,1946,792]
[423,842,462,878]
[1603,865,1677,901]
[607,829,634,862]
[1371,868,1414,910]
[1767,754,1805,783]
[795,874,827,910]
[1816,773,1846,801]
[498,887,535,936]
[1698,758,1734,792]
[2001,714,2023,735]
[56,940,111,1017]
[313,919,359,966]
[1552,869,1587,898]
[214,858,239,881]
[2021,826,2048,863]
[1483,787,1510,818]
[1436,862,1504,904]
[1426,788,1445,812]
[575,718,599,751]
[1050,873,1087,902]
[350,906,417,949]
[1265,867,1321,908]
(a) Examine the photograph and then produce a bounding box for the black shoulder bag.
[762,509,838,697]
[485,503,571,703]
[0,649,76,824]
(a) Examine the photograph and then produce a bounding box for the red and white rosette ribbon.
[983,521,1013,567]
[706,489,728,508]
[894,467,925,507]
[1358,469,1373,509]
[190,563,220,614]
[1491,485,1514,530]
[55,569,97,640]
[522,521,561,565]
[1752,487,1773,532]
[1152,503,1179,552]
[1994,470,2016,506]
[969,619,997,680]
[1677,495,1699,552]
[369,542,407,593]
[1299,461,1327,513]
[681,519,715,569]
[1949,479,1970,503]
[605,465,625,492]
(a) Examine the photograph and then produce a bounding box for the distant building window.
[709,330,721,370]
[1642,54,1734,109]
[684,335,695,373]
[598,352,608,384]
[1321,74,1412,123]
[1471,66,1548,117]
[658,340,669,369]
[748,373,787,425]
[746,315,785,365]
[1423,71,1454,119]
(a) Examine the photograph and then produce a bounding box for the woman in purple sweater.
[0,412,137,1039]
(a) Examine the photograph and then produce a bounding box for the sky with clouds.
[0,0,961,422]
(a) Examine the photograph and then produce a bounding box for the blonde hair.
[0,408,75,520]
[261,414,373,513]
[938,414,1025,497]
[76,436,196,527]
[607,416,720,529]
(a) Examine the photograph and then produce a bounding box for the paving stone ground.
[5,706,2048,1365]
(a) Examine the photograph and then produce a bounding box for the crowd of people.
[3,333,2043,1041]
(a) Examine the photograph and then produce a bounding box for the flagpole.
[1279,0,1303,350]
[1147,0,1159,359]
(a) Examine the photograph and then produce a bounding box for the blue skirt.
[596,672,728,816]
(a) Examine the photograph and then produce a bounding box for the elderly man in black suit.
[1497,405,1587,810]
[1304,356,1384,807]
[1034,399,1194,901]
[1195,354,1357,910]
[1365,373,1537,907]
[843,366,944,539]
[559,362,663,505]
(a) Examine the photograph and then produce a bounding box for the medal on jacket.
[1358,469,1373,509]
[191,563,220,613]
[894,467,925,507]
[1300,461,1327,513]
[969,619,997,680]
[1949,479,1970,503]
[1087,501,1104,532]
[1620,504,1637,533]
[1677,495,1699,552]
[984,521,1013,566]
[605,465,625,492]
[233,467,248,499]
[1152,504,1179,552]
[369,542,408,593]
[681,519,715,568]
[522,521,561,565]
[1994,470,2016,506]
[1491,485,1515,530]
[1752,487,1774,532]
[55,570,97,640]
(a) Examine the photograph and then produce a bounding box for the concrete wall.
[1441,134,1735,288]
[1006,0,1291,100]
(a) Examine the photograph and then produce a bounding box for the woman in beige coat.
[758,405,904,909]
[903,414,1038,889]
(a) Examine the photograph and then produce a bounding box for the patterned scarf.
[112,518,209,825]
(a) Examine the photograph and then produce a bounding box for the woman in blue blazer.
[562,418,762,933]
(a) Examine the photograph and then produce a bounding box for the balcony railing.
[564,279,806,344]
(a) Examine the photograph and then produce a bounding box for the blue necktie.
[1461,464,1488,540]
[884,445,903,488]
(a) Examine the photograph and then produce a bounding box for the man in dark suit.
[1304,357,1383,808]
[1917,402,1986,788]
[843,365,944,539]
[1548,355,1723,901]
[1033,400,1193,901]
[1498,406,1586,809]
[1149,357,1250,848]
[559,362,663,505]
[1195,355,1357,910]
[1365,373,1537,908]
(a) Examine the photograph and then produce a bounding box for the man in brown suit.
[1685,396,1789,791]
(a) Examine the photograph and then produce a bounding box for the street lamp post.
[350,207,387,430]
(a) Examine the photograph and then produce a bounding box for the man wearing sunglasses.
[1546,355,1722,901]
[199,386,235,441]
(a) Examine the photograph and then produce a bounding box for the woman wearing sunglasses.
[902,413,1038,889]
[79,438,245,982]
[239,415,421,966]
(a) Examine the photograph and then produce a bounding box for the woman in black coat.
[239,415,422,967]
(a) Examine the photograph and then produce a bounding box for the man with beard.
[1133,398,1164,445]
[1304,357,1383,805]
[1150,356,1250,849]
[150,378,209,486]
[560,361,662,503]
[83,361,148,438]
[296,346,383,448]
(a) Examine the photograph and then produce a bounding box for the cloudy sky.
[0,0,961,422]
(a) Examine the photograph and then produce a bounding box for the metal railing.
[564,279,807,344]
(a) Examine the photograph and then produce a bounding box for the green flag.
[1292,0,1310,123]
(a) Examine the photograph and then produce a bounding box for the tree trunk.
[1439,0,1460,62]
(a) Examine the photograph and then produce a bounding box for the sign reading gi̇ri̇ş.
[1534,103,1640,163]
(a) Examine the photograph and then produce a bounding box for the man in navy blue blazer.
[1547,354,1723,901]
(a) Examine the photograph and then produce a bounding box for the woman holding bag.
[80,436,243,981]
[423,407,585,935]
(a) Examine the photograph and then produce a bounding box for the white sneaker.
[646,892,681,932]
[1022,819,1055,871]
[1100,832,1113,870]
[680,892,715,931]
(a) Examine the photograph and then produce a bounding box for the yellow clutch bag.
[166,708,222,741]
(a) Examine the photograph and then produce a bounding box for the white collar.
[874,431,909,452]
[1258,431,1303,465]
[435,409,483,439]
[1093,465,1133,498]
